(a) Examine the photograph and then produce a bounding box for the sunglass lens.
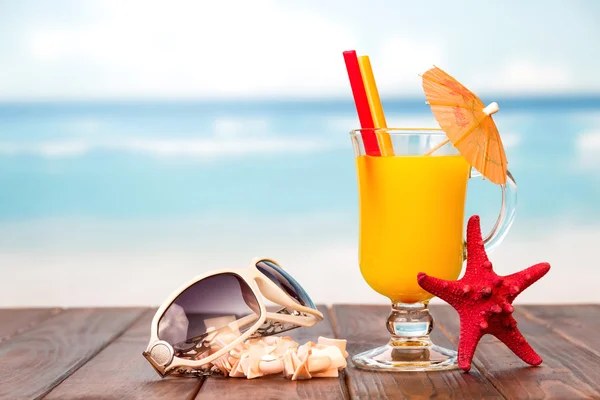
[157,273,260,356]
[255,260,316,309]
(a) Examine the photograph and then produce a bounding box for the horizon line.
[1,93,600,107]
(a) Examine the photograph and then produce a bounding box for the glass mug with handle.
[350,128,517,371]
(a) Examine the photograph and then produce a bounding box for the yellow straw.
[358,55,394,156]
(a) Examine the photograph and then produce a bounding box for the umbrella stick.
[424,138,450,156]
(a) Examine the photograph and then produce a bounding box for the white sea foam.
[574,130,600,169]
[213,117,270,138]
[501,132,521,149]
[0,128,520,159]
[67,118,102,134]
[576,130,600,150]
[0,136,333,159]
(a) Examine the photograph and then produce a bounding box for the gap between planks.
[327,305,351,400]
[432,304,600,399]
[4,305,598,400]
[40,308,150,399]
[0,308,147,400]
[0,308,63,344]
[519,304,600,359]
[42,308,204,400]
[330,304,504,400]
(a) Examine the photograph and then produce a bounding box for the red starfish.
[417,215,551,372]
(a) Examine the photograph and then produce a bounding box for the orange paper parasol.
[421,66,508,185]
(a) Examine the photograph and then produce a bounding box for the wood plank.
[0,308,61,342]
[195,305,348,400]
[520,304,600,358]
[45,309,203,400]
[0,308,145,400]
[433,304,600,399]
[332,304,503,400]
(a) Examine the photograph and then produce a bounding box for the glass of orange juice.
[350,128,517,371]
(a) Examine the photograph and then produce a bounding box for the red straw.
[343,50,381,156]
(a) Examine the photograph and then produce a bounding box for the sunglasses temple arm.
[255,278,323,320]
[264,311,319,327]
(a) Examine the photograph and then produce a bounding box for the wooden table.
[1,305,599,399]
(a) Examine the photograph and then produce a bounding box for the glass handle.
[469,169,517,253]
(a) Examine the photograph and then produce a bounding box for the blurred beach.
[1,0,599,307]
[1,98,599,306]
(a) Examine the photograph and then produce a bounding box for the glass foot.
[351,339,458,372]
[351,302,458,372]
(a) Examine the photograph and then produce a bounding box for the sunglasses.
[143,257,324,377]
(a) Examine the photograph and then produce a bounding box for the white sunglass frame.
[143,257,324,377]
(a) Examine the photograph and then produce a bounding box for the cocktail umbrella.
[421,66,508,185]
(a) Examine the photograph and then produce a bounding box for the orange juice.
[356,154,471,303]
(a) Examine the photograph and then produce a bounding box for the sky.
[0,0,599,100]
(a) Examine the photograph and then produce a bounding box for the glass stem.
[386,302,433,346]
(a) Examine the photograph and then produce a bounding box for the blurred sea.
[1,97,600,306]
